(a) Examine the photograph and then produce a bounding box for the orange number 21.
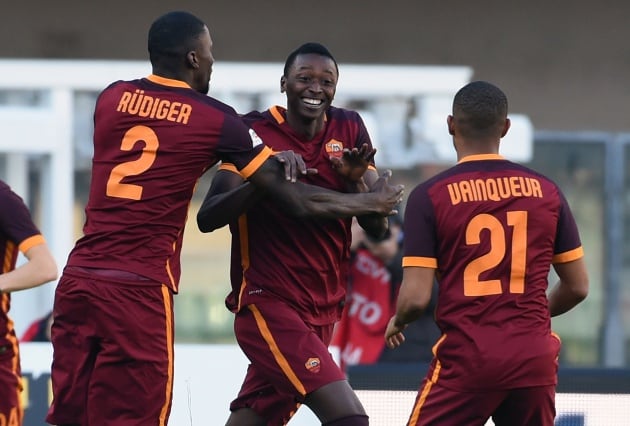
[106,125,158,200]
[463,211,527,296]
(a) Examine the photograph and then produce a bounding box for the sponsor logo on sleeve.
[249,129,263,148]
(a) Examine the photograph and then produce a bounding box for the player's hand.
[369,170,404,216]
[384,315,407,349]
[275,150,318,182]
[329,143,376,183]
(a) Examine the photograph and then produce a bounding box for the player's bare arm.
[0,243,57,293]
[197,151,317,232]
[355,168,391,239]
[329,143,391,238]
[385,266,435,349]
[250,159,403,219]
[547,257,589,317]
[197,170,255,232]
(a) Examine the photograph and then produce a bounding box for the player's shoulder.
[502,160,561,190]
[0,179,20,200]
[241,109,268,125]
[406,163,468,203]
[327,105,363,122]
[0,180,27,213]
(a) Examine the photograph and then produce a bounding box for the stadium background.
[2,1,630,424]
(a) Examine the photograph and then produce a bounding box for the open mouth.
[302,98,324,107]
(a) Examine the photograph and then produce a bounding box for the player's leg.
[230,299,353,425]
[227,344,302,425]
[86,280,174,426]
[303,317,367,424]
[406,375,503,426]
[0,357,23,426]
[492,385,555,426]
[46,273,99,425]
[304,380,368,425]
[225,407,266,426]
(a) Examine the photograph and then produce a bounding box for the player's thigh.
[0,361,22,426]
[48,273,100,424]
[88,283,174,425]
[492,385,555,426]
[230,363,304,425]
[235,302,345,396]
[407,380,503,426]
[304,379,366,423]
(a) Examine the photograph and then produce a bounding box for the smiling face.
[281,53,338,123]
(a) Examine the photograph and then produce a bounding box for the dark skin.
[384,103,589,349]
[198,53,393,237]
[209,53,392,424]
[280,53,387,236]
[174,35,403,228]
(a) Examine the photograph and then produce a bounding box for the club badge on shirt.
[304,357,321,373]
[325,139,344,158]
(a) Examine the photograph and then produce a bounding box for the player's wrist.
[394,316,406,329]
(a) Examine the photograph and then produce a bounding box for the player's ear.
[447,115,455,136]
[280,76,287,93]
[186,50,198,69]
[501,118,511,138]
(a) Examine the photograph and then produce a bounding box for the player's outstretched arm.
[355,168,392,239]
[385,266,435,349]
[0,243,57,293]
[197,151,317,232]
[249,158,404,219]
[197,170,260,233]
[329,144,391,238]
[547,257,589,317]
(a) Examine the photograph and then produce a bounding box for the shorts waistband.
[64,266,152,282]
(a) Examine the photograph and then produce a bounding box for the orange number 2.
[463,211,528,296]
[106,125,158,200]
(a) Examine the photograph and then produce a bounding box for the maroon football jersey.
[0,181,46,348]
[224,105,375,325]
[67,75,272,291]
[403,154,584,391]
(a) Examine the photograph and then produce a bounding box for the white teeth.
[303,98,322,105]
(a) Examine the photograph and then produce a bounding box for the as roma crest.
[325,139,344,158]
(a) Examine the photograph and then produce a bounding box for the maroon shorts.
[46,268,175,426]
[408,378,555,426]
[0,342,23,425]
[231,299,346,425]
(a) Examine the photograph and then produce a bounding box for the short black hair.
[452,81,508,138]
[148,11,206,66]
[283,42,339,77]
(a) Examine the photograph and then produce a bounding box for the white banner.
[19,343,630,425]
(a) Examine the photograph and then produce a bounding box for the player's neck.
[285,112,326,141]
[455,138,500,160]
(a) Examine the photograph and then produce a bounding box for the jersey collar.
[458,153,505,164]
[146,74,192,89]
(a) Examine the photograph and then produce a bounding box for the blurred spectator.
[21,311,53,342]
[331,215,440,371]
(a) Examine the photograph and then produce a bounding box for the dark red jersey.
[403,154,584,391]
[0,180,46,348]
[67,75,272,291]
[224,105,375,325]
